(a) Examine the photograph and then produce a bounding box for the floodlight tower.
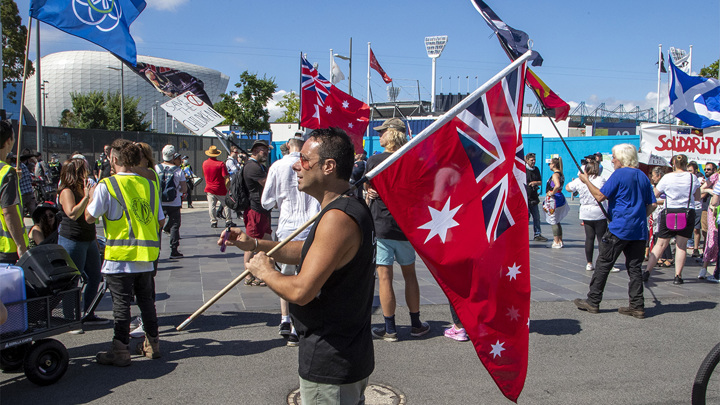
[424,35,448,113]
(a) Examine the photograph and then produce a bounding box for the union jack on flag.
[300,54,370,153]
[367,58,531,402]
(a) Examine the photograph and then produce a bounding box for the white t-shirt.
[87,173,165,274]
[155,163,186,207]
[566,176,608,221]
[655,172,701,209]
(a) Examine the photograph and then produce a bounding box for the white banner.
[161,91,225,135]
[640,123,720,164]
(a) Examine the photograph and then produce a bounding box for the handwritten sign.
[161,91,224,135]
[640,123,720,163]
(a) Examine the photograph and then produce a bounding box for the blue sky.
[14,0,720,119]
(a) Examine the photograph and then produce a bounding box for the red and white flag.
[366,54,531,402]
[300,55,369,153]
[370,48,392,84]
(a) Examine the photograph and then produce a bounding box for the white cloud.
[267,90,289,122]
[567,87,671,117]
[147,0,189,11]
[234,37,247,43]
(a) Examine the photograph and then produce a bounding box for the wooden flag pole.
[176,209,323,331]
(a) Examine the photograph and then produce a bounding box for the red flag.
[300,55,369,153]
[526,69,570,121]
[368,62,530,402]
[369,48,392,84]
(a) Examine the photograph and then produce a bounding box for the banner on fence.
[640,123,720,163]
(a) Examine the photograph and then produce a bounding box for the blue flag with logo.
[30,0,146,66]
[669,55,720,129]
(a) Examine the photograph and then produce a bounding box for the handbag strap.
[686,173,693,209]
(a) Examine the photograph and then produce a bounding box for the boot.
[96,339,131,367]
[137,334,161,359]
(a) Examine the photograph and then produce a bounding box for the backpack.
[225,166,250,213]
[159,165,178,203]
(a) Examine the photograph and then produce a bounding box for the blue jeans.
[529,203,542,236]
[58,235,102,313]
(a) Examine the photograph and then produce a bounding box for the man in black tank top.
[220,128,375,404]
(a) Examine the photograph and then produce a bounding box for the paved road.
[2,201,718,404]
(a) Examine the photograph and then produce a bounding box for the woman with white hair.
[573,143,657,319]
[644,154,702,285]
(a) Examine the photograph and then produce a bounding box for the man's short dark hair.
[308,127,354,181]
[705,162,717,170]
[0,120,14,147]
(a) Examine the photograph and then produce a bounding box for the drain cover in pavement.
[287,382,406,404]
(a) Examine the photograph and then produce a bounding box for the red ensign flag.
[370,48,392,84]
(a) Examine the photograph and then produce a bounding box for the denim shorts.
[376,238,416,266]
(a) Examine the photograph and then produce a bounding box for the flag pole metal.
[176,208,325,331]
[359,50,533,185]
[657,44,662,123]
[16,19,33,162]
[366,42,371,140]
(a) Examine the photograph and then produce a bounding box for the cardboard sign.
[161,91,224,135]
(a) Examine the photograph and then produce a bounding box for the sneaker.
[371,327,398,342]
[610,267,621,273]
[618,306,645,319]
[170,250,184,259]
[705,274,720,283]
[551,242,563,249]
[573,298,599,314]
[444,325,469,341]
[692,249,701,258]
[410,322,431,337]
[83,314,111,325]
[698,268,708,279]
[286,333,299,347]
[585,263,594,272]
[68,328,85,335]
[129,316,141,329]
[673,275,684,285]
[210,223,218,228]
[533,235,548,242]
[129,319,145,338]
[278,322,292,337]
[225,221,236,228]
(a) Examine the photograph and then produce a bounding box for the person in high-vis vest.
[85,139,165,367]
[0,120,29,264]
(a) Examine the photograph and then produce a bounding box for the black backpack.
[225,166,250,213]
[159,165,178,203]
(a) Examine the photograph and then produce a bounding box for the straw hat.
[204,145,222,157]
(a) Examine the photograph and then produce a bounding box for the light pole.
[40,80,49,127]
[424,35,448,113]
[106,64,124,132]
[334,37,352,95]
[526,104,533,134]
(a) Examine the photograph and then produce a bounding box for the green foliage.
[217,71,277,136]
[276,91,299,123]
[699,60,719,79]
[1,0,34,104]
[62,91,151,131]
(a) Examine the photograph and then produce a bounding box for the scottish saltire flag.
[300,55,369,153]
[30,0,146,66]
[669,55,720,129]
[365,53,531,402]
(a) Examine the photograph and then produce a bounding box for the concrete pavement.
[2,201,718,404]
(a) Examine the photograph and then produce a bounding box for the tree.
[61,91,151,131]
[1,0,34,103]
[276,91,299,123]
[216,71,277,136]
[699,60,718,79]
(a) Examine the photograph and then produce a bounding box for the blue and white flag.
[669,55,720,129]
[30,0,146,66]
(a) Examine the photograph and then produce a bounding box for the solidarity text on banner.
[640,123,720,163]
[363,51,533,403]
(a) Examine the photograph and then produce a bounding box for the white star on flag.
[506,263,521,281]
[490,340,506,358]
[418,197,462,243]
[506,306,520,321]
[342,100,349,109]
[325,106,333,114]
[348,122,354,128]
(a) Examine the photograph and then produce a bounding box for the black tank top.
[58,188,97,242]
[291,195,376,384]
